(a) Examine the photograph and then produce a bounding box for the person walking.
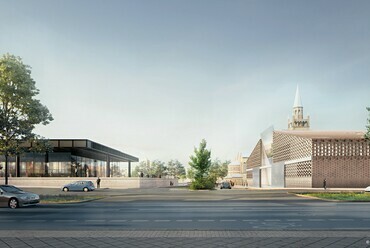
[323,178,327,190]
[96,177,101,189]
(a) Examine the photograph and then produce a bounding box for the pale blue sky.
[1,0,369,165]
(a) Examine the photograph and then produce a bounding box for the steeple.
[293,85,302,107]
[288,85,310,130]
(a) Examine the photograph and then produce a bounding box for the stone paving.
[1,231,370,247]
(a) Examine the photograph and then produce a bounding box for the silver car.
[0,185,40,209]
[62,180,95,192]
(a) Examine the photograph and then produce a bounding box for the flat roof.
[275,130,366,140]
[25,139,139,162]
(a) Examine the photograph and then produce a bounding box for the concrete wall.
[0,177,177,189]
[252,168,261,187]
[271,163,285,188]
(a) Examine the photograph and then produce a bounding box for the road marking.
[85,220,105,222]
[329,219,354,221]
[176,220,192,222]
[109,220,127,223]
[54,220,76,222]
[287,219,302,221]
[198,220,215,222]
[131,220,149,222]
[220,220,236,222]
[242,220,258,222]
[154,220,170,222]
[308,219,324,221]
[264,219,280,222]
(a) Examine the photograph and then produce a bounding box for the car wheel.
[63,187,69,192]
[83,187,89,192]
[9,198,19,209]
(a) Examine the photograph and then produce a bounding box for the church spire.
[293,85,302,107]
[288,85,310,130]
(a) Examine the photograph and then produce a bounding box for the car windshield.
[0,185,23,193]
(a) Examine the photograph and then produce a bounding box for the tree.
[189,139,214,189]
[0,54,53,184]
[167,159,186,178]
[132,159,166,178]
[366,107,370,142]
[209,159,229,181]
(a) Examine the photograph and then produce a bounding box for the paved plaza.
[1,230,370,247]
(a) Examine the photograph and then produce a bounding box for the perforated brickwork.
[247,140,262,169]
[285,161,312,178]
[312,139,370,188]
[273,132,312,163]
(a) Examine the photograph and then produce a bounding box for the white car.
[365,186,370,192]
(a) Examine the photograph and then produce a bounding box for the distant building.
[225,153,248,185]
[246,87,370,188]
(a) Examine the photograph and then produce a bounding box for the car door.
[0,188,8,207]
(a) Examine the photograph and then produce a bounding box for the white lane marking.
[131,220,149,222]
[242,220,258,222]
[23,220,46,223]
[176,220,192,222]
[109,220,127,222]
[264,219,280,222]
[85,220,105,222]
[198,220,215,222]
[329,219,354,221]
[154,220,170,222]
[308,219,324,221]
[287,219,302,221]
[54,220,76,222]
[220,220,236,222]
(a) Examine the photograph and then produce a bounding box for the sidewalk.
[0,230,369,247]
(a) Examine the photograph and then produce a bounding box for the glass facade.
[0,154,129,178]
[0,139,138,178]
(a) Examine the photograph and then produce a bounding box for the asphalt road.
[1,188,370,231]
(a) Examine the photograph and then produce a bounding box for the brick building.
[246,88,370,188]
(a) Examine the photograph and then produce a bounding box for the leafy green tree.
[189,139,214,189]
[152,160,167,178]
[167,159,186,178]
[0,54,53,184]
[366,107,370,142]
[186,167,195,179]
[209,159,229,181]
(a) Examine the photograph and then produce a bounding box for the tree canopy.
[189,139,214,189]
[0,54,53,183]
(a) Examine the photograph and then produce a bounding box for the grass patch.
[40,194,104,204]
[298,192,370,201]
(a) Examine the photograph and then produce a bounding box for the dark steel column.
[16,155,20,177]
[128,161,131,177]
[106,155,111,177]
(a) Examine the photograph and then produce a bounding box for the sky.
[0,0,369,166]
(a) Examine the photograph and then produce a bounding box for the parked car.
[62,181,95,192]
[220,181,232,189]
[365,186,370,192]
[0,185,40,209]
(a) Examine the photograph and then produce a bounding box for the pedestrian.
[97,177,101,189]
[323,178,327,190]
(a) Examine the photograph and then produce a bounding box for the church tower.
[288,86,310,130]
